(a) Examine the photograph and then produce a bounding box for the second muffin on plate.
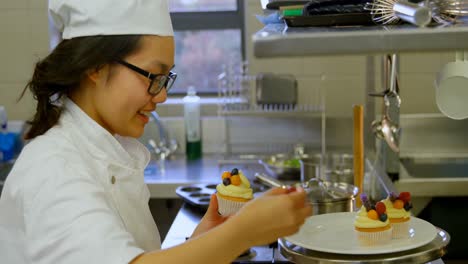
[382,192,413,239]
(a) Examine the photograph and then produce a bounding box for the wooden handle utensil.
[353,105,364,208]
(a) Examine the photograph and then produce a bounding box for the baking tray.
[175,183,217,210]
[176,181,269,211]
[265,0,310,10]
[284,13,374,27]
[278,227,450,263]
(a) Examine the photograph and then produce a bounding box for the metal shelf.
[218,103,324,117]
[253,23,468,57]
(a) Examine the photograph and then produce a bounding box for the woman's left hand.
[190,194,228,238]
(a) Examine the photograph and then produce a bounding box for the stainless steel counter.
[144,154,274,198]
[144,156,221,198]
[144,154,393,200]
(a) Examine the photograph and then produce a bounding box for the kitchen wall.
[0,0,48,121]
[0,0,456,121]
[0,0,461,154]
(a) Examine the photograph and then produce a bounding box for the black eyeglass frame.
[116,60,177,96]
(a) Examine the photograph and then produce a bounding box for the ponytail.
[20,35,142,139]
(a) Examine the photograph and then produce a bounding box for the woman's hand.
[229,187,312,247]
[133,188,312,264]
[190,194,228,238]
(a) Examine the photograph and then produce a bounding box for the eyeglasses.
[116,60,177,96]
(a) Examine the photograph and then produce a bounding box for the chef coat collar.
[60,97,150,171]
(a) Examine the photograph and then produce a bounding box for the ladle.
[371,54,401,153]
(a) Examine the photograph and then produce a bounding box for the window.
[169,0,245,94]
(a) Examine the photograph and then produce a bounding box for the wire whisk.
[365,0,432,27]
[429,0,468,24]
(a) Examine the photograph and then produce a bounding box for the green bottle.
[183,86,202,160]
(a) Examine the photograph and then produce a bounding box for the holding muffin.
[216,168,253,216]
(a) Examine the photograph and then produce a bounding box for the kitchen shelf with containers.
[216,62,327,158]
[216,63,325,117]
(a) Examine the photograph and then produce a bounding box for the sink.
[400,157,468,178]
[396,156,468,197]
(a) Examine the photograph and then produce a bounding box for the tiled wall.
[0,0,456,121]
[0,0,49,120]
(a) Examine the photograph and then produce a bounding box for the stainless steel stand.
[278,228,450,264]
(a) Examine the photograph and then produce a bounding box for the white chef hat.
[48,0,174,40]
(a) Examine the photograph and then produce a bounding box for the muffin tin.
[175,183,218,210]
[176,180,269,211]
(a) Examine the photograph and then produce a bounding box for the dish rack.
[216,62,327,161]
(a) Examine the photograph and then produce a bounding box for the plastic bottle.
[0,106,5,163]
[0,106,14,162]
[183,86,202,160]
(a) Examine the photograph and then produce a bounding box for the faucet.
[145,112,178,169]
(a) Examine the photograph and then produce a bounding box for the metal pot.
[308,181,358,214]
[258,153,302,181]
[255,173,358,215]
[324,153,354,184]
[259,153,354,184]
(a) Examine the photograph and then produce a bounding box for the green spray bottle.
[183,86,202,160]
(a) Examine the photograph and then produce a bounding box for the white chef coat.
[0,98,160,264]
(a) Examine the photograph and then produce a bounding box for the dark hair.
[20,35,143,139]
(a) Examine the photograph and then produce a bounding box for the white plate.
[285,212,437,255]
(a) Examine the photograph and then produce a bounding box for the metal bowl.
[259,153,354,182]
[255,173,358,215]
[259,153,302,180]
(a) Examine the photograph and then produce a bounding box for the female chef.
[0,1,312,263]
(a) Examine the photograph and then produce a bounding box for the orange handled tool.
[353,105,364,208]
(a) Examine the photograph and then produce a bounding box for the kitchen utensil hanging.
[435,50,468,120]
[365,0,432,26]
[431,0,468,16]
[371,54,401,153]
[429,0,468,24]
